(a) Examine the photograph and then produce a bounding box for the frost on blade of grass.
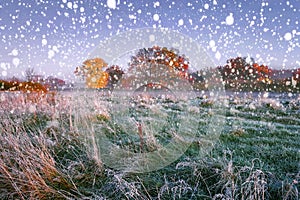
[0,90,299,199]
[175,151,269,199]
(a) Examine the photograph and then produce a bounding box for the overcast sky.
[0,0,299,81]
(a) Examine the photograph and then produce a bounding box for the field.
[0,90,299,199]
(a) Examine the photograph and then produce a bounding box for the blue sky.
[0,0,299,81]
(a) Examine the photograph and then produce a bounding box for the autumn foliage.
[74,52,299,92]
[130,46,189,79]
[217,57,300,92]
[219,57,272,83]
[74,47,190,89]
[105,65,124,88]
[74,58,109,88]
[74,58,125,89]
[0,80,47,93]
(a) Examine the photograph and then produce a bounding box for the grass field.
[0,90,299,199]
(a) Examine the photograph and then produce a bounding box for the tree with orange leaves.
[18,81,48,93]
[74,58,109,88]
[220,57,271,82]
[253,63,272,83]
[0,79,48,94]
[129,46,189,79]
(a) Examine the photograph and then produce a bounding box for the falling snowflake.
[204,3,209,10]
[225,13,234,25]
[153,14,159,21]
[107,0,117,9]
[284,32,292,41]
[178,19,184,26]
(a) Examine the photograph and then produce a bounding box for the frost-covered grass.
[0,91,299,199]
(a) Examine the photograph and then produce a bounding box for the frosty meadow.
[0,28,299,199]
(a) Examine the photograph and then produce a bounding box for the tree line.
[75,46,300,92]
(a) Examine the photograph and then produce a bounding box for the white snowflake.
[178,19,184,26]
[284,32,292,41]
[225,13,234,25]
[107,0,117,9]
[153,14,159,21]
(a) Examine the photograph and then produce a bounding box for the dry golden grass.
[0,91,298,199]
[0,121,76,199]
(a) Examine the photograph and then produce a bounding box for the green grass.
[0,91,299,199]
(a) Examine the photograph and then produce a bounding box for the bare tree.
[25,68,35,81]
